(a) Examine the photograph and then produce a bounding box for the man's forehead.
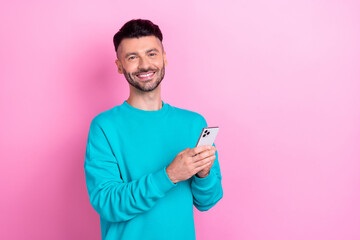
[118,36,163,55]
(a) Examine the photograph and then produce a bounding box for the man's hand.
[166,145,216,184]
[195,146,216,178]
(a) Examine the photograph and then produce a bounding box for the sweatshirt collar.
[122,99,170,117]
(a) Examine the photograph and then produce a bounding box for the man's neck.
[126,94,163,111]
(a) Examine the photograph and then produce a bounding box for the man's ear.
[163,51,168,67]
[115,59,123,74]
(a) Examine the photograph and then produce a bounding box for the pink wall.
[1,0,360,239]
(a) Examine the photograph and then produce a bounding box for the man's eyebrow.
[146,48,160,54]
[124,48,160,58]
[125,52,138,58]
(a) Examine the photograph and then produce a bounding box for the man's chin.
[130,81,160,92]
[136,78,154,83]
[125,72,164,92]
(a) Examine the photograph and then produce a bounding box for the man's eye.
[149,53,157,57]
[128,56,136,60]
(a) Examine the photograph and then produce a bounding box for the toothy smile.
[136,71,155,80]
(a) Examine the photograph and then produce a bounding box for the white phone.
[195,126,219,147]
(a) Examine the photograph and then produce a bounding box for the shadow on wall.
[54,39,126,238]
[66,39,125,117]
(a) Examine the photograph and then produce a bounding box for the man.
[84,19,223,240]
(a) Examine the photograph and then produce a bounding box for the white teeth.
[139,72,154,77]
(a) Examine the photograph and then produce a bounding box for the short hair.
[113,19,163,52]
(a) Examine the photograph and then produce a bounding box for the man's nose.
[138,57,150,70]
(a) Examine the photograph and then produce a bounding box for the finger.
[193,155,215,168]
[191,145,211,157]
[193,149,216,162]
[193,160,213,173]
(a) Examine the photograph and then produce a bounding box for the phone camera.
[203,130,210,137]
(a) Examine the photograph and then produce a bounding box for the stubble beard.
[122,62,165,92]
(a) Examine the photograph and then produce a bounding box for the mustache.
[133,68,158,75]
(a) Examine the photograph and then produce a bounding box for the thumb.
[179,147,190,154]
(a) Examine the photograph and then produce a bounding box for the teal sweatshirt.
[84,100,223,240]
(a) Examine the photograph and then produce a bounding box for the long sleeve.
[84,119,177,223]
[191,117,223,211]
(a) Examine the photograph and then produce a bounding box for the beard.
[122,62,165,92]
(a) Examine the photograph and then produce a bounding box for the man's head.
[113,19,163,53]
[113,19,167,92]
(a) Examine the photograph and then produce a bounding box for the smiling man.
[116,36,166,93]
[84,19,223,240]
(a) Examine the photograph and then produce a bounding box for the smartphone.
[195,126,219,147]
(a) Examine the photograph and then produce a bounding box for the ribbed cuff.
[152,167,177,195]
[193,170,217,186]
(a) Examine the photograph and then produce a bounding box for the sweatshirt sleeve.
[191,116,223,211]
[84,118,177,223]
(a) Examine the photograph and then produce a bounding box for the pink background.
[1,0,360,239]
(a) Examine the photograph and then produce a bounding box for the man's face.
[115,35,167,92]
